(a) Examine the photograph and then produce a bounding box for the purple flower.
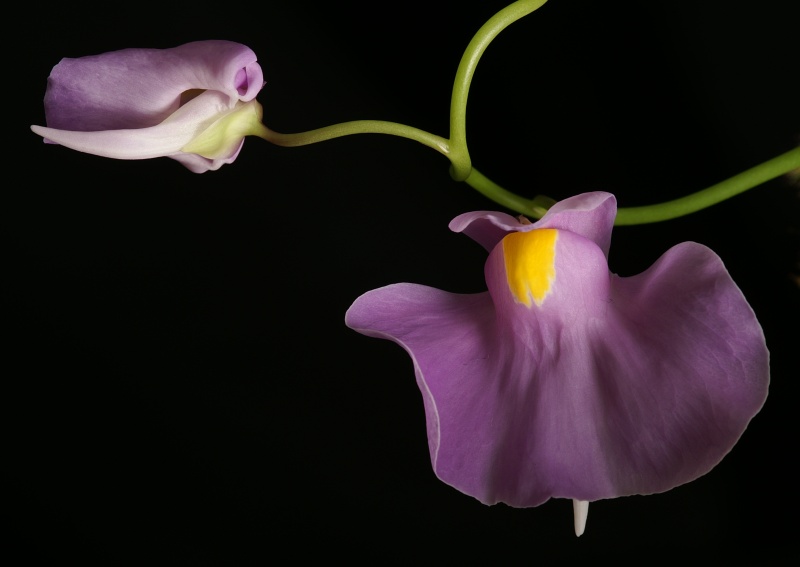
[345,191,769,533]
[30,40,265,172]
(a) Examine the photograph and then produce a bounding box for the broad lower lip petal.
[345,191,770,534]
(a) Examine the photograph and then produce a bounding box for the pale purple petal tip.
[449,211,524,251]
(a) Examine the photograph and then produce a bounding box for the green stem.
[255,121,450,156]
[464,167,554,216]
[251,0,796,226]
[448,0,549,181]
[463,147,800,224]
[613,147,800,225]
[255,0,548,170]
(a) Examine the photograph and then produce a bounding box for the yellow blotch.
[502,229,558,307]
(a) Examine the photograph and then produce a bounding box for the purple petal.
[30,91,234,161]
[451,192,616,257]
[345,284,497,469]
[169,139,246,173]
[31,91,256,173]
[594,242,769,496]
[448,210,522,252]
[41,40,264,132]
[532,191,616,257]
[346,194,769,507]
[31,41,265,173]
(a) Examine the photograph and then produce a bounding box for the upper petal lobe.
[42,40,264,132]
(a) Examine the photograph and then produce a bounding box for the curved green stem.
[613,147,800,225]
[448,0,549,181]
[464,147,800,224]
[464,167,554,216]
[250,0,550,189]
[250,0,795,227]
[255,0,548,176]
[254,120,451,156]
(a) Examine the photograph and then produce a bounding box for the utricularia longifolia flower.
[30,40,266,172]
[345,191,769,534]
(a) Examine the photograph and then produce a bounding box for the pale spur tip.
[573,499,589,537]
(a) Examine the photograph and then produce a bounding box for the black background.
[9,0,799,563]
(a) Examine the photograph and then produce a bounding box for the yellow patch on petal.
[502,228,558,307]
